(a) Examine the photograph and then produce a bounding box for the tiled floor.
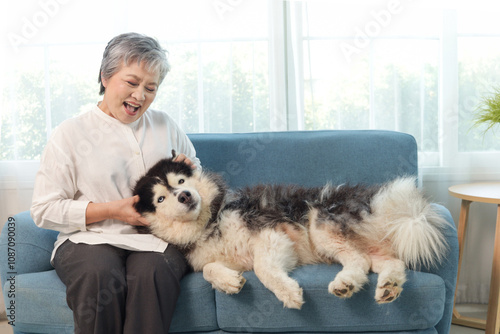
[0,304,490,334]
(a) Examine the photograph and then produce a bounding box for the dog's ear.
[171,149,177,160]
[133,176,159,214]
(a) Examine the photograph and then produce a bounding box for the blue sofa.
[1,130,458,334]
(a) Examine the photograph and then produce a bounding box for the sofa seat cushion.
[6,269,219,334]
[3,270,73,334]
[216,264,445,333]
[170,272,219,332]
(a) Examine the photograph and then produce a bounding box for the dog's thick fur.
[133,156,448,309]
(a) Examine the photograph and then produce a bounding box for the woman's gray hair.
[98,33,170,95]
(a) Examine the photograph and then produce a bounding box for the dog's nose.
[178,191,192,204]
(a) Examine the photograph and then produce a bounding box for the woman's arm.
[86,196,149,226]
[31,132,88,233]
[32,125,148,231]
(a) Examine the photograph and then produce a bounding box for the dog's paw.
[203,264,247,294]
[375,280,402,304]
[254,268,304,309]
[328,280,356,298]
[328,270,367,299]
[212,271,247,294]
[272,281,304,309]
[279,284,304,309]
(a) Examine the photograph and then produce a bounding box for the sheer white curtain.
[1,0,500,304]
[0,0,278,222]
[288,0,500,304]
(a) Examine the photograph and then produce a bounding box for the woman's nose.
[132,87,146,102]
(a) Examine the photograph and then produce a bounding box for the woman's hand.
[86,196,149,226]
[173,153,197,169]
[109,196,150,226]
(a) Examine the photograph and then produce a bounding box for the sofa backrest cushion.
[188,130,418,189]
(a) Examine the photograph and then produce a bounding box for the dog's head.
[134,157,202,222]
[133,155,226,246]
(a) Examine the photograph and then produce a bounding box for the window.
[457,9,500,152]
[291,1,500,174]
[1,0,272,162]
[294,1,441,154]
[2,0,500,177]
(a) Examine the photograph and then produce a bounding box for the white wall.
[1,189,33,224]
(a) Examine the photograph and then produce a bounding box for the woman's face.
[99,61,160,124]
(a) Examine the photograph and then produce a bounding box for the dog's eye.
[157,196,165,203]
[179,179,185,184]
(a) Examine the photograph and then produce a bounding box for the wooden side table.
[449,182,500,333]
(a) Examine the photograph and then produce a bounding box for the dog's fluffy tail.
[369,177,449,269]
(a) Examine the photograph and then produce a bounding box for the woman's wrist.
[86,202,113,225]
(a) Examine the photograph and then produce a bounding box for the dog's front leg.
[253,230,304,309]
[203,262,246,294]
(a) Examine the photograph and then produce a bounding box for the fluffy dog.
[133,155,448,309]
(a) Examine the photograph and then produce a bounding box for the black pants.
[54,240,188,334]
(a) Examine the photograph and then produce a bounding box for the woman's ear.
[101,73,108,88]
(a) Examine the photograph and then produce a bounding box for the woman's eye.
[157,196,165,203]
[179,179,184,184]
[126,81,140,88]
[146,87,156,93]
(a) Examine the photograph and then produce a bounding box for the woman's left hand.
[173,153,197,169]
[107,195,151,226]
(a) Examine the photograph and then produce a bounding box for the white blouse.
[31,104,200,261]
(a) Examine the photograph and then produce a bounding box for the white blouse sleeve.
[30,128,88,233]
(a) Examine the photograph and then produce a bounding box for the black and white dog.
[133,155,447,309]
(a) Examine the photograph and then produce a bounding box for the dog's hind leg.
[252,229,304,309]
[327,244,371,299]
[370,251,406,304]
[310,222,370,298]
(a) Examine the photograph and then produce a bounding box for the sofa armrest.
[0,211,58,285]
[419,204,458,334]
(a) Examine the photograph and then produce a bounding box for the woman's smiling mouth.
[124,102,141,115]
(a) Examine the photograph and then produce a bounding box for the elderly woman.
[31,33,199,334]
